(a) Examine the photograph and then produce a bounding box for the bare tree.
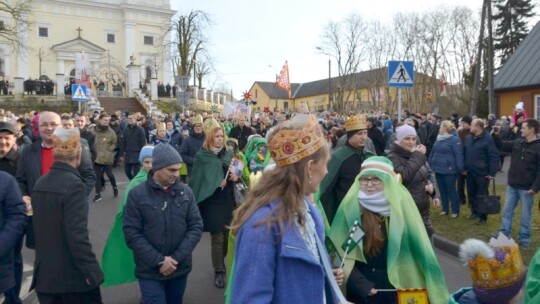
[318,13,368,112]
[169,10,212,77]
[0,0,31,52]
[195,60,212,89]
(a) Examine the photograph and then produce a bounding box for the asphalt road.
[14,167,471,304]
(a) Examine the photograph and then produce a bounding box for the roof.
[494,21,540,91]
[253,68,387,99]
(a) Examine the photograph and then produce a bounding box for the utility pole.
[328,59,332,111]
[471,0,487,116]
[487,0,495,115]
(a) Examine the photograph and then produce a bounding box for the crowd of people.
[0,101,539,303]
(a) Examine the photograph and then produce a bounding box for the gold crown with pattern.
[52,128,81,157]
[192,114,203,125]
[462,234,526,290]
[345,114,368,132]
[203,117,221,135]
[268,114,326,167]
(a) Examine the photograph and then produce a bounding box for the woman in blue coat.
[428,120,464,218]
[228,114,344,303]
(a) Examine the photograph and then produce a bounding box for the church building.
[0,0,175,96]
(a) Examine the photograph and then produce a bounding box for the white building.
[0,0,175,96]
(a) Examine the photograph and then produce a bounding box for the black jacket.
[123,174,203,280]
[229,125,254,151]
[464,130,499,177]
[169,129,183,154]
[494,135,540,191]
[388,143,438,237]
[80,128,97,162]
[0,172,26,293]
[367,126,386,156]
[16,139,95,197]
[121,124,147,164]
[0,147,20,176]
[179,132,205,174]
[30,162,103,293]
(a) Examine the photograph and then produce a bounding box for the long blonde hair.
[230,121,329,236]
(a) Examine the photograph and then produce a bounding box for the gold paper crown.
[345,114,368,132]
[203,117,221,135]
[192,114,203,125]
[52,129,81,157]
[268,114,326,167]
[464,235,526,290]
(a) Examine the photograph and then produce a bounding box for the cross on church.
[76,27,83,38]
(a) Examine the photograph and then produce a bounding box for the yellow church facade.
[1,0,175,95]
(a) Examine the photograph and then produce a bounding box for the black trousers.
[466,173,490,221]
[37,288,102,304]
[94,163,117,195]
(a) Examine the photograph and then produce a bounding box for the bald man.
[15,111,95,249]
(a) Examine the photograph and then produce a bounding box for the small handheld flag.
[340,220,364,269]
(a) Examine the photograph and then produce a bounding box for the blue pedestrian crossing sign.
[71,84,88,102]
[388,61,414,88]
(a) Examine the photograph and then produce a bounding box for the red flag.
[275,61,291,98]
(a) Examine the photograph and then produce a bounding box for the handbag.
[477,179,501,214]
[233,180,248,206]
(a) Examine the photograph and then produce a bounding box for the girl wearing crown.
[227,114,344,303]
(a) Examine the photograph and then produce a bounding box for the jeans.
[500,185,534,246]
[457,174,468,205]
[211,231,228,273]
[436,174,460,215]
[466,174,490,221]
[124,163,141,180]
[139,275,188,304]
[3,236,23,304]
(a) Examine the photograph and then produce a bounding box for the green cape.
[189,149,233,203]
[101,169,148,287]
[525,248,540,303]
[326,168,449,304]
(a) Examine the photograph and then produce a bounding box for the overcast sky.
[170,0,540,99]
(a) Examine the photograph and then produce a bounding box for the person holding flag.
[328,156,449,304]
[189,123,238,289]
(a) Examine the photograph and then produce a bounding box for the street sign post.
[388,61,414,121]
[71,84,88,113]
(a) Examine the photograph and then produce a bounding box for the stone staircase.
[98,97,147,116]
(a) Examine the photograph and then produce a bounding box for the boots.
[214,272,225,289]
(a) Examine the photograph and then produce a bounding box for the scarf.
[210,146,222,155]
[436,133,453,141]
[96,124,108,132]
[358,191,390,216]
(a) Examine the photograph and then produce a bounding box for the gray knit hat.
[152,143,183,171]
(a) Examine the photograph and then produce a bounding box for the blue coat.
[464,130,499,177]
[231,199,339,304]
[0,172,26,292]
[428,133,464,175]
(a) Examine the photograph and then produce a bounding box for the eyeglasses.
[39,123,60,128]
[360,176,382,186]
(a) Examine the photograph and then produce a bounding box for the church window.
[144,35,154,45]
[107,33,115,43]
[38,27,48,37]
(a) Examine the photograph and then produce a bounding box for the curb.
[433,234,461,257]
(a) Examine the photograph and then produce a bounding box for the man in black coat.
[124,144,202,303]
[16,112,95,249]
[367,117,385,156]
[229,118,254,151]
[31,127,103,303]
[0,122,26,304]
[0,172,26,301]
[179,115,205,176]
[75,114,97,162]
[121,114,147,180]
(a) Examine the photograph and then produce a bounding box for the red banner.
[276,61,291,98]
